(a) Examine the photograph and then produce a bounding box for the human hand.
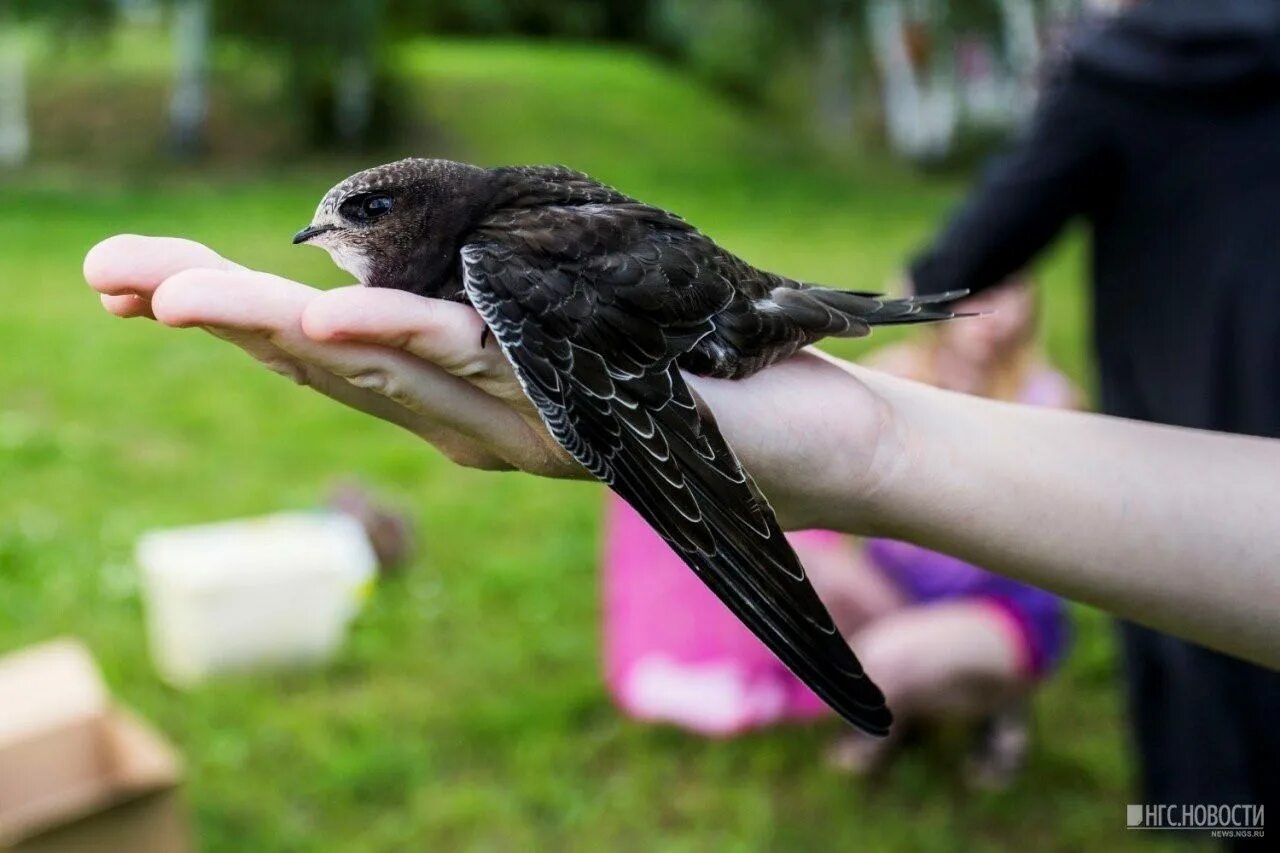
[84,234,577,477]
[83,235,899,530]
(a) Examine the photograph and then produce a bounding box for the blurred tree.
[1,0,114,166]
[5,0,114,43]
[807,0,863,148]
[808,0,860,144]
[0,8,29,166]
[652,0,871,146]
[649,0,783,102]
[215,0,390,151]
[168,0,210,158]
[388,0,654,42]
[220,0,662,151]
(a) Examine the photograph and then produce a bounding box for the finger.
[150,267,317,332]
[271,323,537,469]
[84,235,243,298]
[284,334,531,445]
[300,287,508,380]
[202,326,510,471]
[148,266,543,470]
[99,293,155,319]
[151,268,530,442]
[152,267,457,402]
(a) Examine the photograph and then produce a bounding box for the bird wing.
[460,220,891,735]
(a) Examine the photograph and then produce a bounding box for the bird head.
[293,157,493,296]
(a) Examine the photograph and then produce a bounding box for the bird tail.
[767,285,973,339]
[860,288,973,325]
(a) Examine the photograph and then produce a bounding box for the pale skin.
[84,235,1280,670]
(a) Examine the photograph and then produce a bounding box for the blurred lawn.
[0,37,1187,852]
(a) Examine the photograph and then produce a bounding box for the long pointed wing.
[460,228,891,735]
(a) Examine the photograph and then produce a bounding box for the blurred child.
[601,278,1073,785]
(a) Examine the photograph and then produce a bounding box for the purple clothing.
[864,539,1070,676]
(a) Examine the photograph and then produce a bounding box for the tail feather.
[901,288,970,306]
[770,284,971,338]
[857,288,971,325]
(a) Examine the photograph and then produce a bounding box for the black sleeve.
[909,74,1113,298]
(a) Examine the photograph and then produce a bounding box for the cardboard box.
[0,639,192,852]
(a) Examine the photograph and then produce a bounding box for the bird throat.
[322,241,374,284]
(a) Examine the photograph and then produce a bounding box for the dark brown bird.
[295,158,965,735]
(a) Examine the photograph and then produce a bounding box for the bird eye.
[340,193,394,224]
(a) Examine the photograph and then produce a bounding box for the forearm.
[857,365,1280,667]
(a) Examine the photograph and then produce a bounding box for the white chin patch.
[317,239,371,284]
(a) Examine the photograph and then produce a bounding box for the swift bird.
[294,158,965,735]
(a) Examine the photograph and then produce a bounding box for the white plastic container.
[136,511,377,687]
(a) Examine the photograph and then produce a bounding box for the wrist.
[687,353,851,529]
[857,370,1004,547]
[807,361,926,536]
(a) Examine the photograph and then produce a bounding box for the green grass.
[1,37,1184,852]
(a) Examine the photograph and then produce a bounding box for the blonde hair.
[920,335,1040,402]
[869,280,1044,401]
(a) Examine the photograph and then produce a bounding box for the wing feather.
[460,219,891,735]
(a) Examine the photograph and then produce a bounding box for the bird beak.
[292,224,335,245]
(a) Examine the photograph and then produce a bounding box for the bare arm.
[859,364,1276,665]
[84,236,1280,668]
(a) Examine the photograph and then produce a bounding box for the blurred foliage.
[650,0,789,101]
[213,0,397,149]
[5,0,114,27]
[3,0,115,47]
[387,0,655,41]
[206,0,664,151]
[4,0,1070,161]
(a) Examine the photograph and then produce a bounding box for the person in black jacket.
[908,0,1280,828]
